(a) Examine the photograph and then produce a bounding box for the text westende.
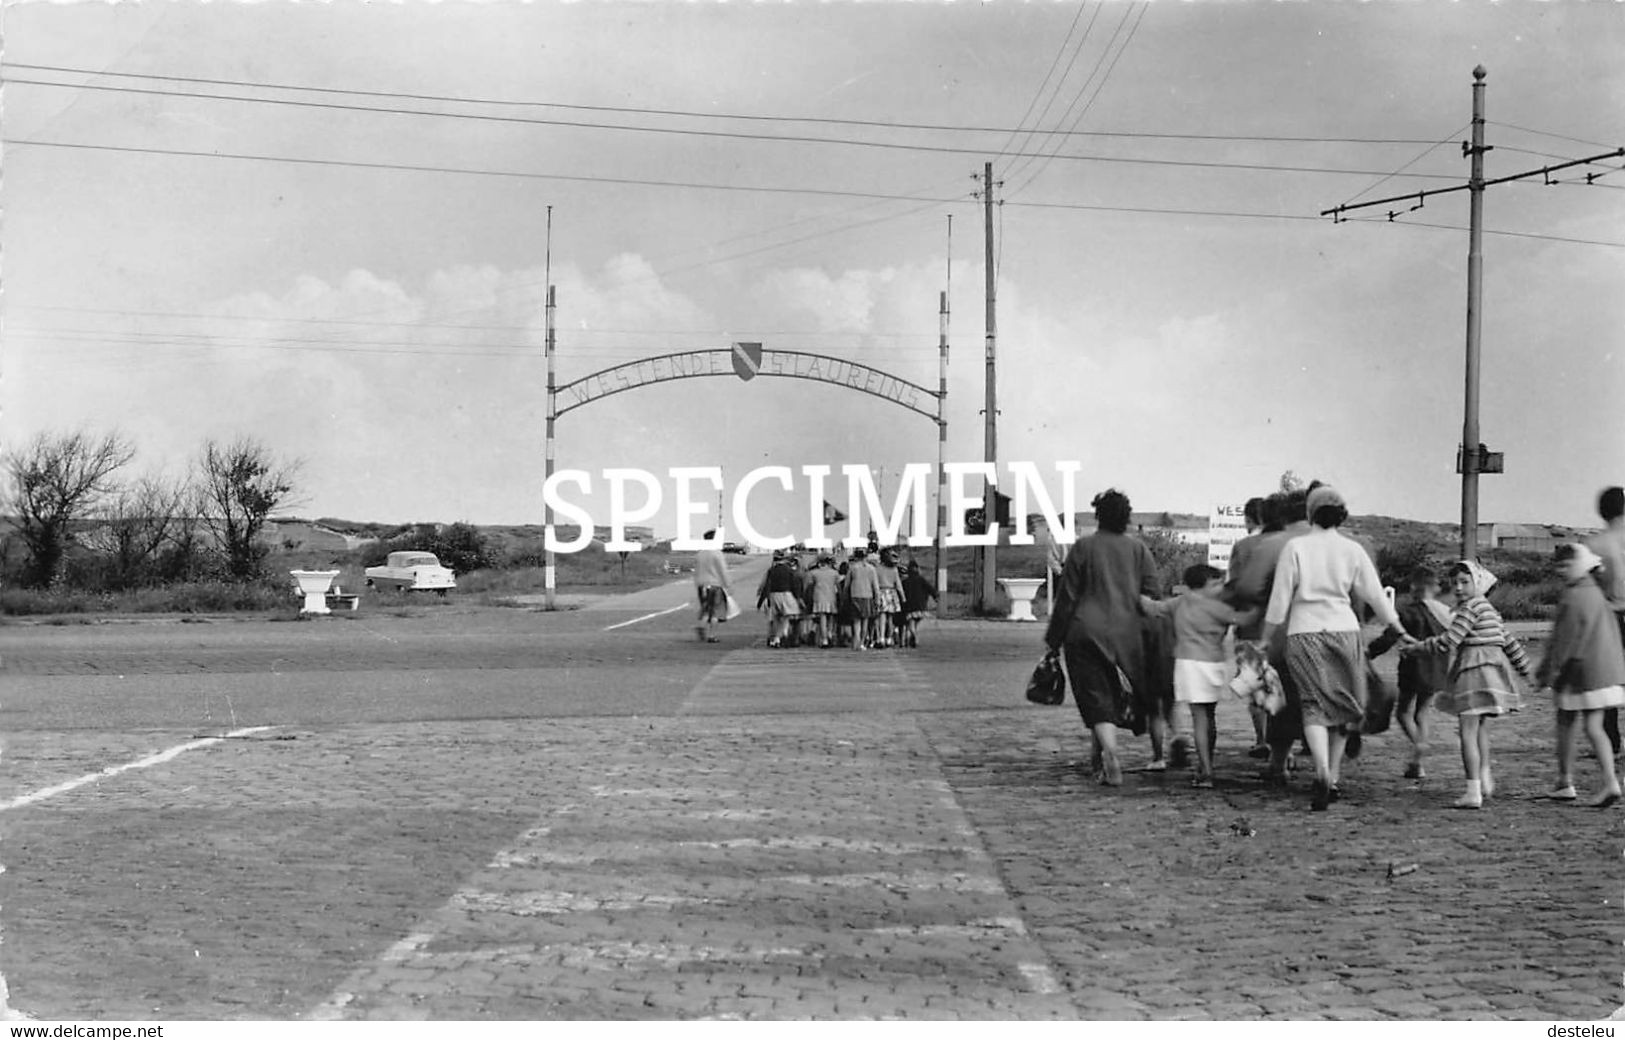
[542,461,1082,553]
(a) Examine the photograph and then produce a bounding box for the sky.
[2,1,1622,542]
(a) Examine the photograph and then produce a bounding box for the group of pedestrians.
[756,546,936,650]
[689,532,936,651]
[1043,483,1625,812]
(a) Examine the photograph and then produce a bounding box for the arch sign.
[556,343,940,421]
[539,322,952,610]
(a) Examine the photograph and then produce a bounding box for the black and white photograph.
[0,0,1622,1025]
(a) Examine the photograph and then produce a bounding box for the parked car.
[721,542,748,555]
[364,551,457,594]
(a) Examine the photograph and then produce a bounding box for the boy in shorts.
[1369,565,1452,778]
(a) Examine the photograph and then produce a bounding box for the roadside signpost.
[1207,504,1249,574]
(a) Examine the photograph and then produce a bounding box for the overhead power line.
[1338,123,1469,209]
[997,1,1103,166]
[5,305,938,340]
[6,134,1472,184]
[1488,120,1617,151]
[1335,216,1624,249]
[8,137,1609,250]
[1007,1,1148,197]
[4,137,965,202]
[3,61,1450,145]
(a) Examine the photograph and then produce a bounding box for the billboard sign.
[1207,503,1249,572]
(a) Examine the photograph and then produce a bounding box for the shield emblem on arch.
[731,341,764,381]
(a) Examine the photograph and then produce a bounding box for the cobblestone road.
[0,607,1618,1020]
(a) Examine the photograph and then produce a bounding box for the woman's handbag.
[1026,648,1067,706]
[1363,660,1396,735]
[723,591,742,621]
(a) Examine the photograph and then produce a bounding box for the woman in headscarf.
[1262,485,1413,811]
[1535,543,1624,806]
[1407,558,1533,809]
[1044,488,1160,786]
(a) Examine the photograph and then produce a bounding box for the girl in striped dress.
[1407,560,1531,809]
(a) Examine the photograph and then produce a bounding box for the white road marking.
[603,602,689,630]
[453,890,709,915]
[1019,962,1064,994]
[0,726,276,813]
[866,917,1029,938]
[0,725,274,1017]
[772,871,1006,893]
[590,785,741,799]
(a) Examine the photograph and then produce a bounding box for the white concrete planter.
[997,578,1046,622]
[290,569,342,615]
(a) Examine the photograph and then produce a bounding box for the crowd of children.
[754,546,937,651]
[1110,484,1625,811]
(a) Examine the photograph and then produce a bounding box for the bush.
[0,579,293,616]
[1136,528,1207,595]
[361,522,497,575]
[1375,537,1447,591]
[1489,579,1563,621]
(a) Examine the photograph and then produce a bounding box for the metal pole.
[1460,65,1487,561]
[544,283,558,610]
[936,289,950,604]
[980,161,998,613]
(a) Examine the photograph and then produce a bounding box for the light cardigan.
[1264,526,1401,636]
[1535,575,1625,691]
[693,548,730,590]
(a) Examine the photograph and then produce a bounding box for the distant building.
[1029,512,1208,545]
[1476,523,1555,554]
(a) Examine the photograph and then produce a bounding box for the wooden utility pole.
[543,206,557,610]
[977,161,999,613]
[935,288,950,605]
[544,283,557,611]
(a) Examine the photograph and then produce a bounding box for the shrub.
[1136,528,1207,595]
[0,579,293,616]
[1490,579,1563,621]
[361,522,497,575]
[1374,537,1454,591]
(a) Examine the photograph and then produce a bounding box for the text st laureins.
[543,461,1082,552]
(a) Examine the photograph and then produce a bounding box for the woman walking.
[1044,489,1160,786]
[1262,485,1413,811]
[1538,543,1625,806]
[1407,560,1532,809]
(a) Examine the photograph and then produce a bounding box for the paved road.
[0,592,1618,1020]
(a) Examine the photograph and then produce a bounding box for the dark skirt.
[1285,630,1367,730]
[1264,629,1304,748]
[696,584,727,621]
[1063,638,1143,732]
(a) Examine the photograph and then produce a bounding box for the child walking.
[1368,565,1453,779]
[1406,560,1531,809]
[1536,543,1625,807]
[874,549,903,648]
[899,560,936,648]
[808,555,841,649]
[1142,564,1258,787]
